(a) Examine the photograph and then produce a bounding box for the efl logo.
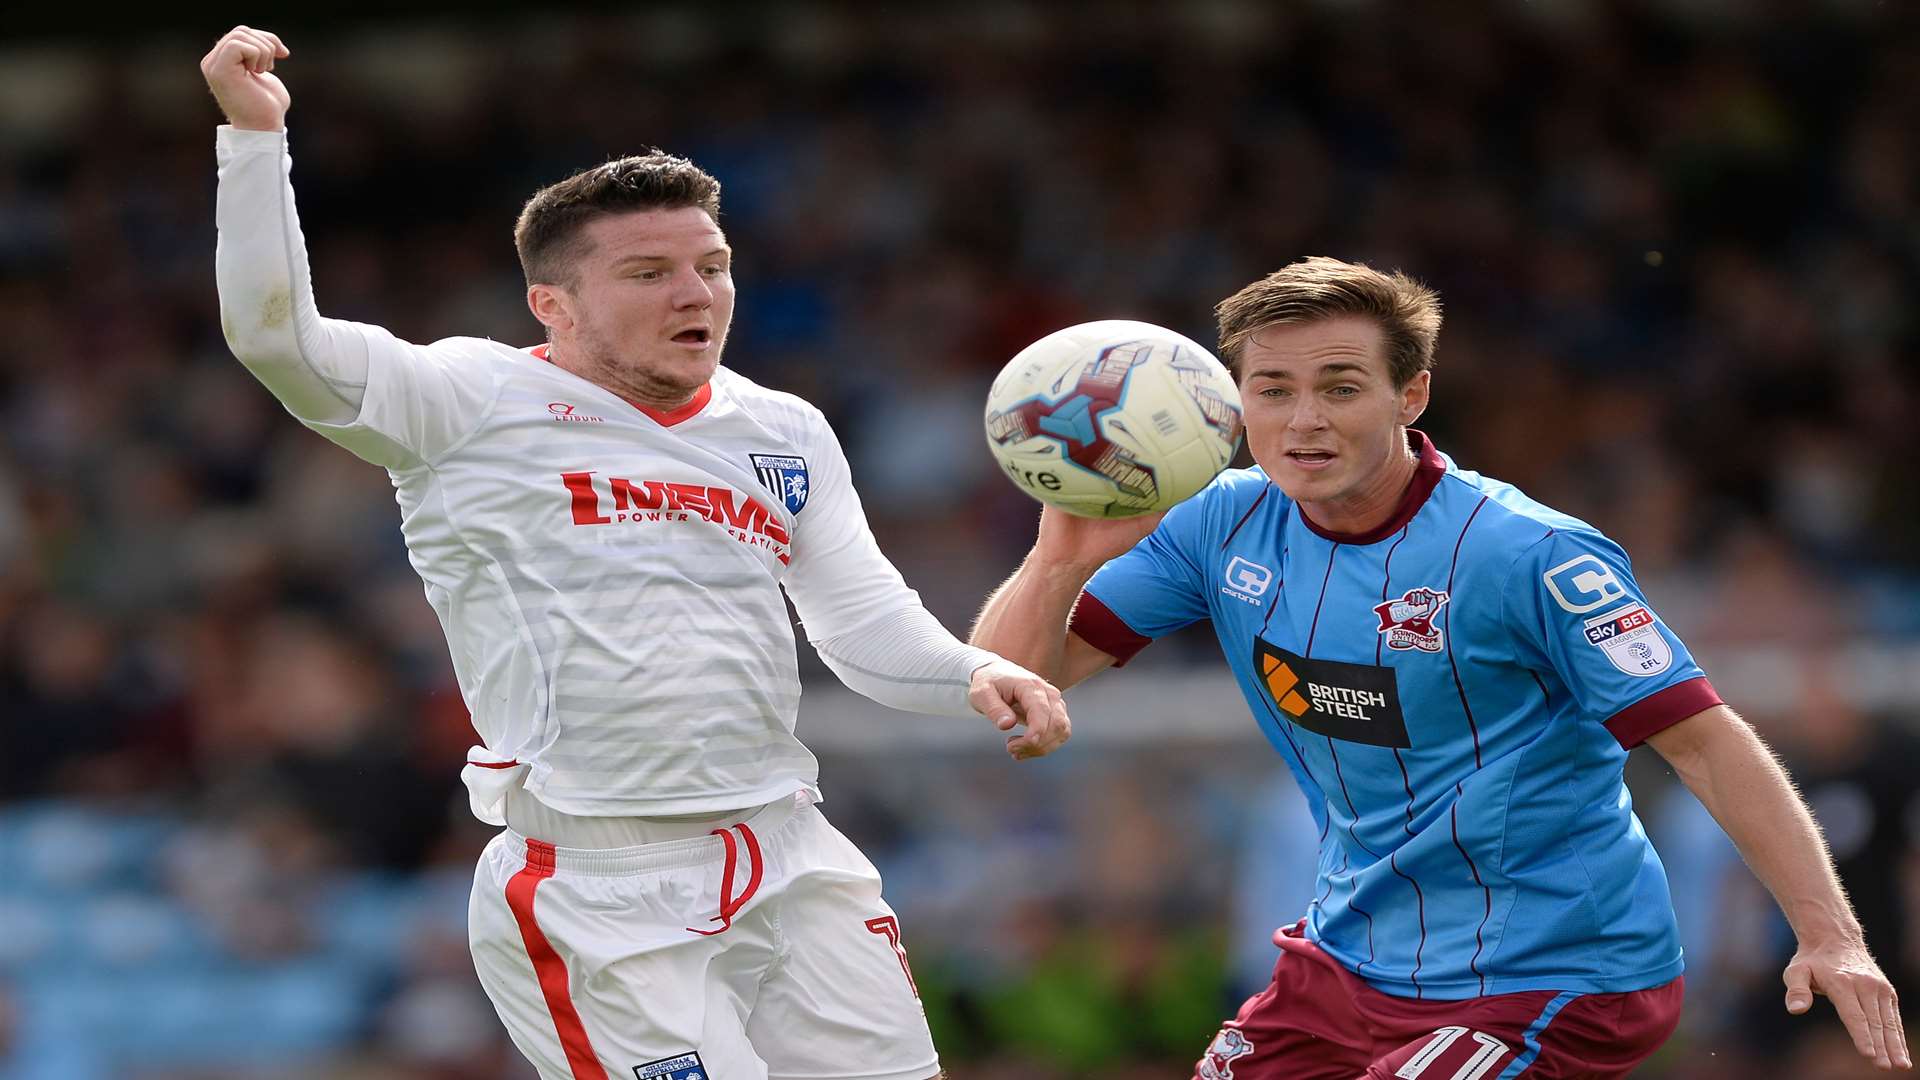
[1221,556,1274,606]
[1543,554,1628,613]
[560,472,790,564]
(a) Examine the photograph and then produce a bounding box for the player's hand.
[1031,505,1164,572]
[968,658,1070,760]
[200,26,291,132]
[1784,937,1910,1070]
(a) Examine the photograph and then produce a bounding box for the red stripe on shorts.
[505,838,606,1080]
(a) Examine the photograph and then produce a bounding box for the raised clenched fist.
[199,25,291,132]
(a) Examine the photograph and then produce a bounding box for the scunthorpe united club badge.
[1374,587,1450,653]
[1199,1027,1254,1079]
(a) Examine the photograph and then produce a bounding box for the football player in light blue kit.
[972,257,1909,1077]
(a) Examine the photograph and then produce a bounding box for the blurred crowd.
[2,1,1917,1076]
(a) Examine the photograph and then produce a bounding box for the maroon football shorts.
[1194,921,1683,1080]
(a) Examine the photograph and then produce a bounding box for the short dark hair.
[1214,256,1442,387]
[513,150,722,288]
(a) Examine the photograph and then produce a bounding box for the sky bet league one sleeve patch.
[1253,636,1412,748]
[1581,603,1673,677]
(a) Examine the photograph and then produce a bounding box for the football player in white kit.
[202,26,1070,1080]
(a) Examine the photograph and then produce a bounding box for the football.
[984,320,1244,518]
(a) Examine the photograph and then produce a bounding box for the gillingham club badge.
[634,1051,707,1080]
[750,453,810,514]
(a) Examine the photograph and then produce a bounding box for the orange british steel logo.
[1261,653,1311,717]
[1251,636,1411,747]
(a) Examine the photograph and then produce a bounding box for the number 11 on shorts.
[1395,1026,1511,1080]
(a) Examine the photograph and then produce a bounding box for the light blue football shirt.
[1073,432,1721,999]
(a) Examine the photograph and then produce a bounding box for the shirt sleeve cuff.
[1603,676,1723,748]
[216,125,288,152]
[1068,591,1152,668]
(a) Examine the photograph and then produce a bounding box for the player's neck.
[1296,430,1421,539]
[606,380,701,415]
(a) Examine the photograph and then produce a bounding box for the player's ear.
[528,282,575,334]
[1398,370,1430,426]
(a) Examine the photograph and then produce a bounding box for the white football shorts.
[468,790,939,1080]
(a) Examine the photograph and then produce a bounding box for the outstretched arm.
[784,419,1070,759]
[969,506,1158,688]
[811,608,1070,761]
[1649,705,1909,1071]
[204,26,367,427]
[204,26,494,469]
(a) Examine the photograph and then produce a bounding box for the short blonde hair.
[1214,256,1443,386]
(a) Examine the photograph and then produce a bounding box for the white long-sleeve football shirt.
[214,126,994,823]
